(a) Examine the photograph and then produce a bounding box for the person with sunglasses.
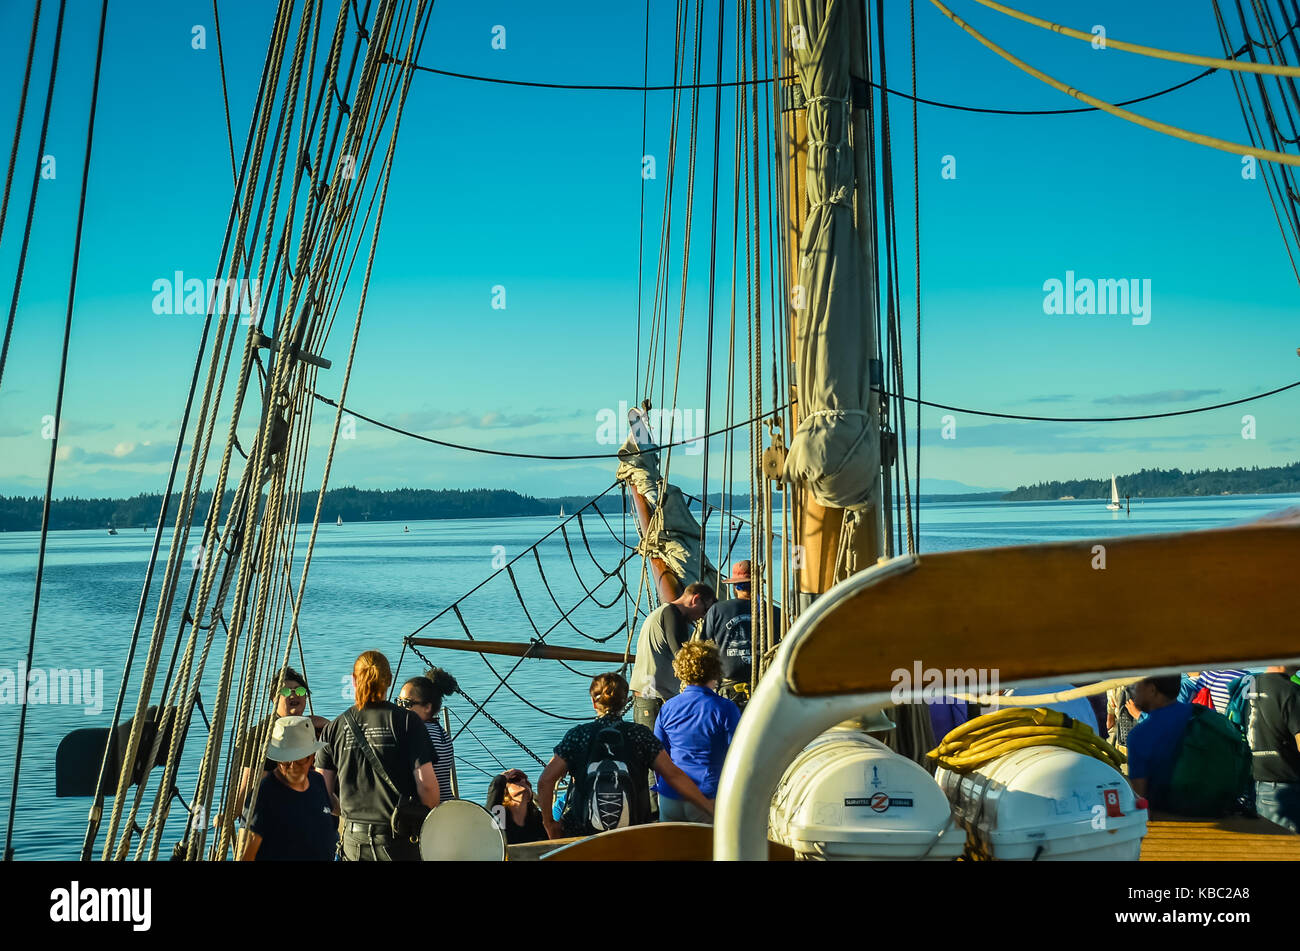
[484,769,547,844]
[398,668,458,801]
[240,716,337,861]
[231,667,330,819]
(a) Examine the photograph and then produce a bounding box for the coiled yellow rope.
[928,708,1125,773]
[930,0,1300,167]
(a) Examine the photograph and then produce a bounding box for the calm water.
[0,493,1294,859]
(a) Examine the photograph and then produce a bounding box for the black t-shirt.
[1248,673,1300,783]
[554,714,662,836]
[699,598,778,682]
[503,808,548,845]
[315,702,437,824]
[247,771,338,861]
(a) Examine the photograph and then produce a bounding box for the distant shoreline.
[2,484,1297,532]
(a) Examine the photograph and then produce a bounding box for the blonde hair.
[353,650,392,708]
[672,641,722,687]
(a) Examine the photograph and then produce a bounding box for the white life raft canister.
[769,729,964,861]
[935,746,1147,860]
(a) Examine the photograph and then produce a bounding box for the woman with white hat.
[240,716,338,861]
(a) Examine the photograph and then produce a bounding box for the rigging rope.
[966,0,1300,77]
[0,0,42,243]
[4,0,107,862]
[398,57,1241,118]
[0,0,67,395]
[930,0,1300,167]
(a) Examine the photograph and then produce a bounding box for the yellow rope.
[930,0,1300,167]
[928,707,1125,773]
[967,0,1300,77]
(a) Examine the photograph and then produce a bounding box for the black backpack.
[569,724,648,833]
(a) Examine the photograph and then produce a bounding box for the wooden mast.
[782,1,884,606]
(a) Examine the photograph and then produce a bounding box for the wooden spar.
[782,2,884,600]
[407,638,632,665]
[785,516,1300,697]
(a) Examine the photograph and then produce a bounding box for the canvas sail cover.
[780,0,880,512]
[616,428,718,593]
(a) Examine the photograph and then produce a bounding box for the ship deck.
[1140,812,1300,861]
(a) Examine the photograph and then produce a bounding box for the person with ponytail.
[536,672,714,839]
[398,667,458,800]
[315,650,440,861]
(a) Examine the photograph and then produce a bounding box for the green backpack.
[1163,705,1252,817]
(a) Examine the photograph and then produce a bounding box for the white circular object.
[419,800,506,861]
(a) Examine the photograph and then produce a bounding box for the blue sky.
[0,0,1297,502]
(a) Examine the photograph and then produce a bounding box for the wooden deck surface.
[1140,811,1300,861]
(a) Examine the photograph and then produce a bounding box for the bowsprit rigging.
[51,0,440,863]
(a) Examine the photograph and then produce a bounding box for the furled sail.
[780,0,881,513]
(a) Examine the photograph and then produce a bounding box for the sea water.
[0,493,1294,859]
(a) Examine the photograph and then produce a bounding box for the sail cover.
[616,430,718,592]
[780,0,880,512]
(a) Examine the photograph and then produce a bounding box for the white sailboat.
[1106,474,1121,510]
[336,515,342,526]
[558,504,565,520]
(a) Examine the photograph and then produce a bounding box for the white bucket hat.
[267,715,326,763]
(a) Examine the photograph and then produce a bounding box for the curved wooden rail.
[539,822,796,861]
[788,517,1300,697]
[715,513,1300,860]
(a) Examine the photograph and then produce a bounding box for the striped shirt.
[1192,670,1249,714]
[424,719,456,800]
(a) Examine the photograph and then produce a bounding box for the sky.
[0,0,1297,503]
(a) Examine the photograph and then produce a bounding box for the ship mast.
[779,0,887,613]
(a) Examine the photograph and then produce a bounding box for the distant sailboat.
[558,504,566,520]
[336,515,343,526]
[107,526,117,536]
[1106,474,1122,511]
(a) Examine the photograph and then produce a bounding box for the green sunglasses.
[278,686,309,698]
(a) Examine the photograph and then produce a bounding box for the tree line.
[0,487,633,532]
[1002,462,1300,501]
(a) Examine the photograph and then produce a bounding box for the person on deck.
[1187,668,1251,714]
[654,642,741,824]
[698,560,779,708]
[316,650,439,861]
[232,666,329,818]
[628,582,716,731]
[398,668,459,801]
[1106,683,1139,755]
[1125,675,1195,808]
[536,672,715,839]
[1246,665,1300,833]
[240,716,337,861]
[485,768,548,844]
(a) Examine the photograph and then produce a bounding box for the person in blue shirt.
[1126,674,1195,808]
[654,641,741,824]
